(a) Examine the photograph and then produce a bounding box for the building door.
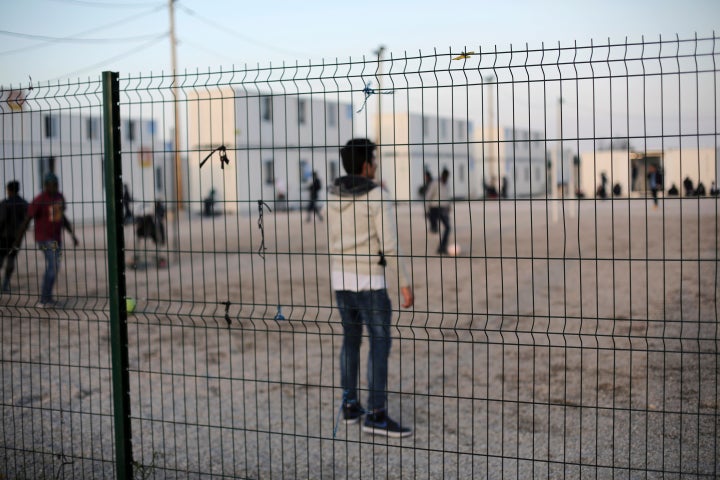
[38,156,56,188]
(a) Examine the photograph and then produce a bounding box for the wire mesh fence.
[1,34,718,479]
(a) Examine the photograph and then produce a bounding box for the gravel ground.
[2,197,719,479]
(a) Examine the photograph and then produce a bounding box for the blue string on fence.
[333,389,370,438]
[356,81,394,113]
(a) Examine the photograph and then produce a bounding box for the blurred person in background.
[0,180,28,293]
[14,173,78,307]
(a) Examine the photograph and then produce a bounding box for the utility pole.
[485,75,497,195]
[565,97,575,218]
[373,45,386,191]
[169,0,183,210]
[552,96,564,223]
[373,45,386,152]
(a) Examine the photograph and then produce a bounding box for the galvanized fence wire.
[1,34,719,478]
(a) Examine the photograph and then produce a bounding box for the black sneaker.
[362,410,412,438]
[342,400,364,425]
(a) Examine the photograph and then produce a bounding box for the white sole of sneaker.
[361,426,413,438]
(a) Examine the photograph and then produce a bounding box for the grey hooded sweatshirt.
[327,175,411,290]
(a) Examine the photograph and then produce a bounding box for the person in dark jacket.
[425,168,452,254]
[0,181,28,292]
[306,170,323,222]
[683,176,694,196]
[123,184,133,224]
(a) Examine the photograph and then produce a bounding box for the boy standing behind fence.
[328,138,414,438]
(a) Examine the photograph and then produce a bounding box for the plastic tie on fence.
[356,81,394,113]
[333,389,350,438]
[273,305,285,321]
[223,301,232,327]
[257,201,272,259]
[332,389,369,438]
[199,145,230,169]
[452,50,475,60]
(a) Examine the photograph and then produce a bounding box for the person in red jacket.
[14,172,78,307]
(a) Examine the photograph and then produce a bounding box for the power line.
[0,29,164,43]
[48,33,168,82]
[182,40,240,65]
[45,0,164,7]
[177,4,311,59]
[0,3,166,56]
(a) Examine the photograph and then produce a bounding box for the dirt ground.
[2,196,719,479]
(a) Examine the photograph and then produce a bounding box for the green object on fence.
[126,297,136,314]
[103,70,134,479]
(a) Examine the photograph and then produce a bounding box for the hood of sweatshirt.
[328,175,378,197]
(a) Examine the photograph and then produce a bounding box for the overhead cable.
[177,4,310,58]
[0,29,164,44]
[0,3,166,56]
[45,0,164,7]
[48,33,168,82]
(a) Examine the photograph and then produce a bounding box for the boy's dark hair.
[7,181,20,194]
[340,138,376,175]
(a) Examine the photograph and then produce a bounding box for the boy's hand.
[400,286,414,308]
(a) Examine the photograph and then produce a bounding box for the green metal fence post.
[102,70,133,479]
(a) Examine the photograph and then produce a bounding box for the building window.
[458,163,465,182]
[524,167,530,181]
[262,96,273,122]
[326,103,337,127]
[44,115,57,138]
[456,121,465,140]
[328,160,338,183]
[155,166,164,191]
[299,159,311,183]
[264,159,275,185]
[39,156,56,188]
[298,99,307,124]
[126,120,137,142]
[440,119,448,139]
[86,118,99,140]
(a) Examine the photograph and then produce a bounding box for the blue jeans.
[38,241,61,303]
[430,207,451,253]
[336,289,392,411]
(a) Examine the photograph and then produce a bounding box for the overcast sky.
[1,0,718,88]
